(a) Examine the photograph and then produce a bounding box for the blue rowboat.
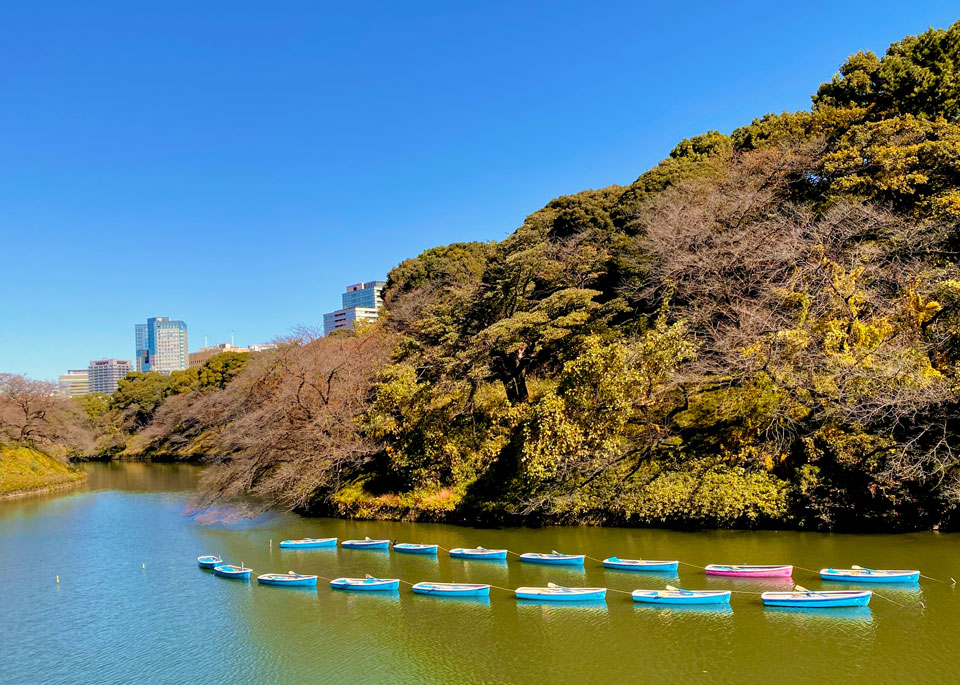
[279,537,337,549]
[257,572,318,587]
[820,567,920,584]
[449,547,508,560]
[213,564,252,580]
[341,537,390,550]
[393,543,439,555]
[632,588,731,605]
[197,555,223,569]
[762,589,872,608]
[330,576,400,591]
[520,551,586,566]
[515,583,606,601]
[412,582,491,597]
[602,557,679,572]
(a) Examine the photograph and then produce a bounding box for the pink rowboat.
[705,564,793,578]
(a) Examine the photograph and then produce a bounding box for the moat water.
[2,462,958,682]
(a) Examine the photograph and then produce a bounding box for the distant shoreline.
[0,476,87,501]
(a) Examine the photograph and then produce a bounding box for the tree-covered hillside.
[104,20,960,530]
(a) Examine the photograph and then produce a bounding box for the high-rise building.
[135,317,188,373]
[323,281,386,336]
[88,358,132,394]
[58,369,90,398]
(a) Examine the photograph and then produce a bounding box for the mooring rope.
[871,592,909,608]
[920,573,956,585]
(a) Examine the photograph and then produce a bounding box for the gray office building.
[88,358,132,394]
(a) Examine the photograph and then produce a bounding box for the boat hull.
[257,575,318,587]
[394,544,439,555]
[449,548,508,560]
[820,569,920,583]
[279,538,337,549]
[520,554,586,566]
[705,565,793,578]
[515,587,606,601]
[412,583,491,597]
[330,577,400,591]
[602,558,679,572]
[632,590,731,605]
[341,540,390,550]
[762,591,872,608]
[213,565,252,580]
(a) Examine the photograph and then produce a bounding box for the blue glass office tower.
[323,281,386,336]
[135,317,188,373]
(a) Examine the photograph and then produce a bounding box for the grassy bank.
[0,445,87,497]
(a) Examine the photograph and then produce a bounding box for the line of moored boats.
[197,536,924,609]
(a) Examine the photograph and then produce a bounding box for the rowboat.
[393,543,439,555]
[213,564,252,580]
[632,587,732,605]
[520,551,586,566]
[257,572,318,587]
[515,583,606,601]
[197,555,223,569]
[412,582,491,597]
[279,537,337,549]
[341,537,390,550]
[330,576,401,591]
[705,564,793,578]
[602,557,679,572]
[449,547,508,560]
[762,589,872,608]
[820,567,920,583]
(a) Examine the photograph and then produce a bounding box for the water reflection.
[763,606,874,624]
[411,594,492,607]
[638,604,735,617]
[328,589,401,607]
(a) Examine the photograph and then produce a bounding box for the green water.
[2,462,959,683]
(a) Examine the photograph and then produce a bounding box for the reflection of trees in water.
[84,461,201,493]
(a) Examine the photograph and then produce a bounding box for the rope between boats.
[792,565,821,575]
[871,592,909,608]
[678,560,707,570]
[919,573,956,585]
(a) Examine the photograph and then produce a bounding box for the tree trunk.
[502,370,528,404]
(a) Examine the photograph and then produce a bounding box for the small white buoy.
[142,563,145,571]
[56,575,60,584]
[270,539,272,548]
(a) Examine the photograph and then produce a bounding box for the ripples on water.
[2,463,960,683]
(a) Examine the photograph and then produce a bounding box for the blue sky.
[2,2,958,380]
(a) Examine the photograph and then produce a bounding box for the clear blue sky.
[2,2,958,380]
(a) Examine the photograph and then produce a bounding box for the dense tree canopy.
[46,18,960,531]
